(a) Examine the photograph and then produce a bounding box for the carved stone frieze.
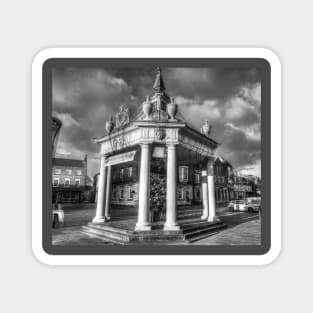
[98,121,216,157]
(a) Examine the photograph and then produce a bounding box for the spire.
[153,67,166,92]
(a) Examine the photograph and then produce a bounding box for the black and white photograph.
[50,62,265,250]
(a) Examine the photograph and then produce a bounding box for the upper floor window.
[120,188,124,199]
[75,179,80,186]
[55,168,61,175]
[53,178,59,186]
[76,170,82,175]
[66,169,72,175]
[65,178,70,186]
[120,168,124,179]
[127,167,133,178]
[195,172,200,184]
[179,166,188,183]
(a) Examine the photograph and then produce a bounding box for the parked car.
[228,197,261,213]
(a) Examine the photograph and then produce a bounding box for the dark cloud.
[52,66,261,177]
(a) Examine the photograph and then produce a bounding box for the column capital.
[139,141,151,147]
[166,142,178,149]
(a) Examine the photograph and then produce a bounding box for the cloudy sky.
[52,66,261,177]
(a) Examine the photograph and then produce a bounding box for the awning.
[105,150,137,166]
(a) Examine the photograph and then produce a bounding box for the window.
[128,186,133,200]
[65,178,70,186]
[179,166,188,183]
[66,169,72,175]
[185,190,190,202]
[177,189,183,200]
[195,188,201,200]
[195,172,200,184]
[55,168,61,174]
[120,168,124,179]
[53,178,59,186]
[76,170,82,175]
[112,188,118,199]
[120,188,124,199]
[75,179,80,186]
[127,167,133,178]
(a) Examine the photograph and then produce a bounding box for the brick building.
[52,155,92,203]
[232,175,253,199]
[213,156,234,204]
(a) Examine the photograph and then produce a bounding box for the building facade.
[231,174,261,199]
[91,68,220,231]
[214,156,234,204]
[52,155,92,203]
[94,161,206,207]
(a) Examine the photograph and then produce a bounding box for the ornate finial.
[105,115,115,134]
[201,119,212,137]
[153,67,166,92]
[142,96,152,120]
[167,97,177,121]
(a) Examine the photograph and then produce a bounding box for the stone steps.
[81,218,226,244]
[181,222,227,242]
[81,223,185,245]
[108,207,203,222]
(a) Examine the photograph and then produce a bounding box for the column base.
[164,223,180,231]
[208,216,220,223]
[92,216,109,224]
[135,224,151,232]
[201,214,209,220]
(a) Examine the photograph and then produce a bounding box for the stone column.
[135,143,151,231]
[201,170,209,219]
[207,157,219,222]
[164,144,180,231]
[93,154,107,223]
[104,165,112,220]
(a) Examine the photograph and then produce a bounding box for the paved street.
[195,218,260,245]
[52,204,261,245]
[53,226,113,246]
[194,207,261,245]
[57,203,96,227]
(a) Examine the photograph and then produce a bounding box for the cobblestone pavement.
[194,218,261,245]
[53,227,113,246]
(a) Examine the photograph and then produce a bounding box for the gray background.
[0,0,310,312]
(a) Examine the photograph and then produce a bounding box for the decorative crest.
[115,105,130,129]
